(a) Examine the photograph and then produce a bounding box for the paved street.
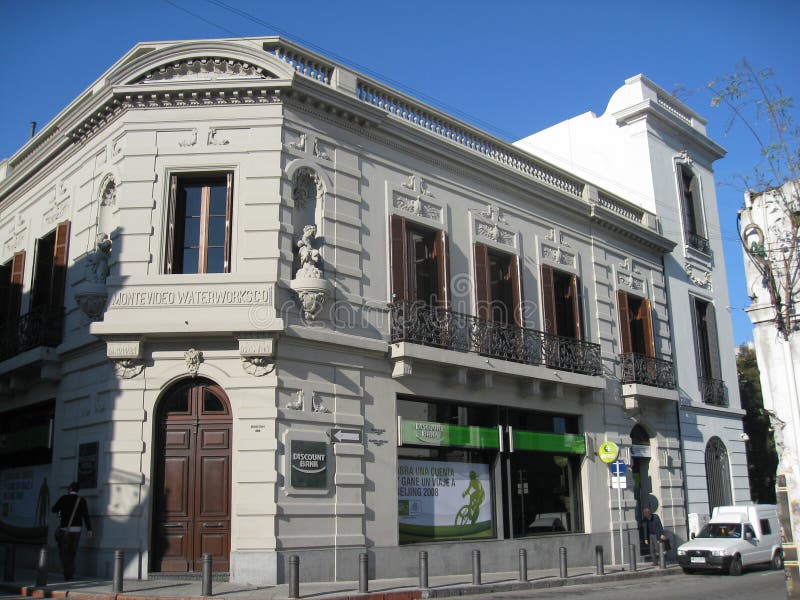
[464,569,785,600]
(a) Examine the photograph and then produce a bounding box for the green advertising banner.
[399,420,500,449]
[512,430,586,454]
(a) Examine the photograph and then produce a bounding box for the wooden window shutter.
[617,290,632,354]
[689,297,704,376]
[474,243,490,321]
[8,251,24,322]
[570,274,583,340]
[705,302,722,380]
[639,298,656,358]
[509,254,522,327]
[434,230,450,309]
[389,215,407,302]
[165,175,179,274]
[540,265,556,336]
[51,221,71,308]
[689,174,705,236]
[224,172,234,273]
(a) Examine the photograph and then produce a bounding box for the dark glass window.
[166,173,233,274]
[163,387,190,414]
[31,231,55,308]
[408,227,439,305]
[488,251,514,324]
[203,390,225,413]
[0,400,54,468]
[760,519,772,535]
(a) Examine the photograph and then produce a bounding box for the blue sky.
[1,0,798,344]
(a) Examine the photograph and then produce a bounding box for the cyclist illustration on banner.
[455,470,485,525]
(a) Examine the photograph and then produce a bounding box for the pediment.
[133,56,278,84]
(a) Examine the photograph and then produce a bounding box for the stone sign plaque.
[290,440,328,489]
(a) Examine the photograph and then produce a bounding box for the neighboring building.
[740,181,800,592]
[515,75,749,523]
[0,39,733,585]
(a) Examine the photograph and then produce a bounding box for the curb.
[0,567,681,600]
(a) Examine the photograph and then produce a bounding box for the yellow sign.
[598,441,619,463]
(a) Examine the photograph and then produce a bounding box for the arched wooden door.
[152,379,231,573]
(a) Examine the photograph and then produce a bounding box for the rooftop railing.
[390,301,602,377]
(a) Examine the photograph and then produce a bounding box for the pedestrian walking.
[642,507,668,565]
[52,482,92,580]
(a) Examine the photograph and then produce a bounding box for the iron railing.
[619,353,676,389]
[0,305,65,362]
[389,302,602,376]
[686,231,711,254]
[699,376,727,407]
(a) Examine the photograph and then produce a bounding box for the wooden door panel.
[199,428,229,449]
[163,456,191,516]
[159,527,190,572]
[165,429,190,448]
[197,455,230,516]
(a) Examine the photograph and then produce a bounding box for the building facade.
[515,75,750,523]
[0,39,739,584]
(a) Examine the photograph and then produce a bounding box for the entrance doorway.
[151,379,232,573]
[630,425,653,557]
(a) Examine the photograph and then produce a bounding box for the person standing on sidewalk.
[642,507,667,565]
[52,482,92,580]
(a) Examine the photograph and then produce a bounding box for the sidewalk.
[1,563,681,600]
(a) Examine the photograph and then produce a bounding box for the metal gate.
[705,436,732,512]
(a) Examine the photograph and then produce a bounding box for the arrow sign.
[331,428,362,444]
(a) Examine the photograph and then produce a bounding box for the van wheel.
[729,555,743,576]
[771,551,784,570]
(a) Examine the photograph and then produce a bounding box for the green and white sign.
[598,440,619,464]
[399,419,499,449]
[398,459,493,543]
[512,430,586,454]
[290,440,328,489]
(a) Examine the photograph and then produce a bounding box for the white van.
[677,504,782,575]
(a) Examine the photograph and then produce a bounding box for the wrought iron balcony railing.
[686,231,711,254]
[389,301,602,377]
[0,305,65,362]
[699,376,727,407]
[619,352,676,390]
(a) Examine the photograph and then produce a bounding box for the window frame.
[677,163,709,252]
[390,214,449,308]
[474,242,522,325]
[541,265,583,340]
[165,172,234,275]
[616,290,655,357]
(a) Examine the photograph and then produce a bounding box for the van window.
[761,519,772,534]
[744,524,756,539]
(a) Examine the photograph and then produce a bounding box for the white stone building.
[515,75,749,521]
[0,39,740,584]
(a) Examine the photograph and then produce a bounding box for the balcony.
[389,302,602,380]
[699,376,728,407]
[686,231,711,254]
[620,353,676,389]
[0,305,65,362]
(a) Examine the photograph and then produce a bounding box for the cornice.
[612,99,726,161]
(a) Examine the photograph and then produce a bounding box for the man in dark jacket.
[52,482,92,580]
[642,507,666,565]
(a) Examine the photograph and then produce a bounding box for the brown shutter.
[390,215,407,302]
[617,290,632,354]
[639,298,655,358]
[51,221,71,308]
[9,251,25,321]
[165,175,178,274]
[705,302,722,380]
[690,297,704,377]
[434,230,450,309]
[689,174,705,236]
[509,254,522,327]
[224,172,234,273]
[474,243,491,321]
[570,274,583,340]
[541,265,556,335]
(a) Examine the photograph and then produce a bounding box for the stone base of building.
[230,550,279,585]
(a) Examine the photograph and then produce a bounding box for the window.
[474,244,521,324]
[541,265,583,339]
[705,437,732,512]
[691,297,725,404]
[31,221,70,310]
[678,164,709,253]
[760,519,772,535]
[617,291,654,356]
[166,173,233,274]
[390,215,448,306]
[0,251,24,328]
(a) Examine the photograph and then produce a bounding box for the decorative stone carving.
[136,58,272,83]
[289,132,306,151]
[46,184,70,224]
[113,359,144,379]
[313,138,330,160]
[286,389,304,410]
[99,176,116,207]
[207,128,230,146]
[402,174,433,196]
[475,204,515,247]
[185,348,203,376]
[74,233,113,321]
[541,244,575,268]
[178,129,198,147]
[311,392,331,414]
[292,170,323,210]
[678,149,694,167]
[393,193,441,221]
[685,263,713,290]
[290,225,333,320]
[239,337,275,377]
[242,356,273,376]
